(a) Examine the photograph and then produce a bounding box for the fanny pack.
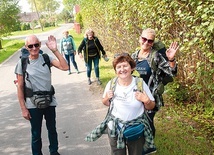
[25,86,55,109]
[123,123,144,142]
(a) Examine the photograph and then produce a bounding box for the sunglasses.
[27,43,40,49]
[141,36,154,44]
[114,53,130,58]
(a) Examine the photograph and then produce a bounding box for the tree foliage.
[0,0,21,37]
[77,0,214,140]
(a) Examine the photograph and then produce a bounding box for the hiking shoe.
[142,147,157,155]
[97,80,102,85]
[88,79,92,85]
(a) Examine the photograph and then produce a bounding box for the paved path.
[0,23,110,155]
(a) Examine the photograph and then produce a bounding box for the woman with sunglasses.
[132,28,179,154]
[85,53,155,155]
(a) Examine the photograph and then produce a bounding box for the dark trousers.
[29,106,58,155]
[108,128,145,155]
[147,112,156,137]
[87,55,100,78]
[65,53,78,71]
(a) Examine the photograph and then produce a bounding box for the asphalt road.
[0,23,110,155]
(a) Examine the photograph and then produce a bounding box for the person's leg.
[64,54,71,74]
[107,128,126,155]
[93,55,101,85]
[87,57,92,84]
[142,111,157,154]
[29,108,44,155]
[70,53,79,73]
[44,106,59,154]
[147,112,156,137]
[127,136,145,155]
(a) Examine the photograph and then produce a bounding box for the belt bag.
[30,86,55,109]
[123,123,144,142]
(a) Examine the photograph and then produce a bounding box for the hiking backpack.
[109,76,143,93]
[20,47,43,58]
[132,40,173,91]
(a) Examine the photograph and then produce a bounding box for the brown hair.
[112,53,136,71]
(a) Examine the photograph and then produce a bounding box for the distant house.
[18,12,40,23]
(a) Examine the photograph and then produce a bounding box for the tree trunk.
[0,40,2,49]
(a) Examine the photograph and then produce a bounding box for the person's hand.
[79,53,83,59]
[106,90,114,100]
[135,91,150,103]
[22,108,31,120]
[166,42,179,61]
[46,35,57,52]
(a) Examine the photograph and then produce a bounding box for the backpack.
[110,76,143,93]
[20,47,43,58]
[21,54,51,100]
[132,40,173,90]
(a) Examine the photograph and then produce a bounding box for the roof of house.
[18,12,40,22]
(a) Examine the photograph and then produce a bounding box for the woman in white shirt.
[102,53,155,155]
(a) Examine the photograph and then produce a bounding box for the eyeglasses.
[114,53,130,58]
[27,43,40,49]
[141,36,154,44]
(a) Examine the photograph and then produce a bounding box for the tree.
[0,0,20,49]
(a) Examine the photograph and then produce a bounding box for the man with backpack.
[15,35,68,155]
[131,28,179,154]
[60,30,79,74]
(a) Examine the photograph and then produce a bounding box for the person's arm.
[46,35,68,71]
[17,74,31,120]
[95,38,106,55]
[135,81,155,110]
[78,39,86,58]
[102,82,113,106]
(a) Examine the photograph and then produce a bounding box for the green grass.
[0,39,24,63]
[10,26,58,36]
[1,28,213,155]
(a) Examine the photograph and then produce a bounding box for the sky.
[18,0,64,13]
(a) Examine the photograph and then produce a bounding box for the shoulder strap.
[21,57,29,77]
[42,53,51,72]
[109,77,118,92]
[148,49,158,72]
[135,76,143,92]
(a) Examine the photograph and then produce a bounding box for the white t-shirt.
[15,54,57,109]
[103,76,154,129]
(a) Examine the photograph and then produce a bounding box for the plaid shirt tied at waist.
[85,112,155,149]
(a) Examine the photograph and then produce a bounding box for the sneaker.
[88,79,92,85]
[142,147,157,155]
[68,71,71,75]
[97,80,102,85]
[76,69,80,74]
